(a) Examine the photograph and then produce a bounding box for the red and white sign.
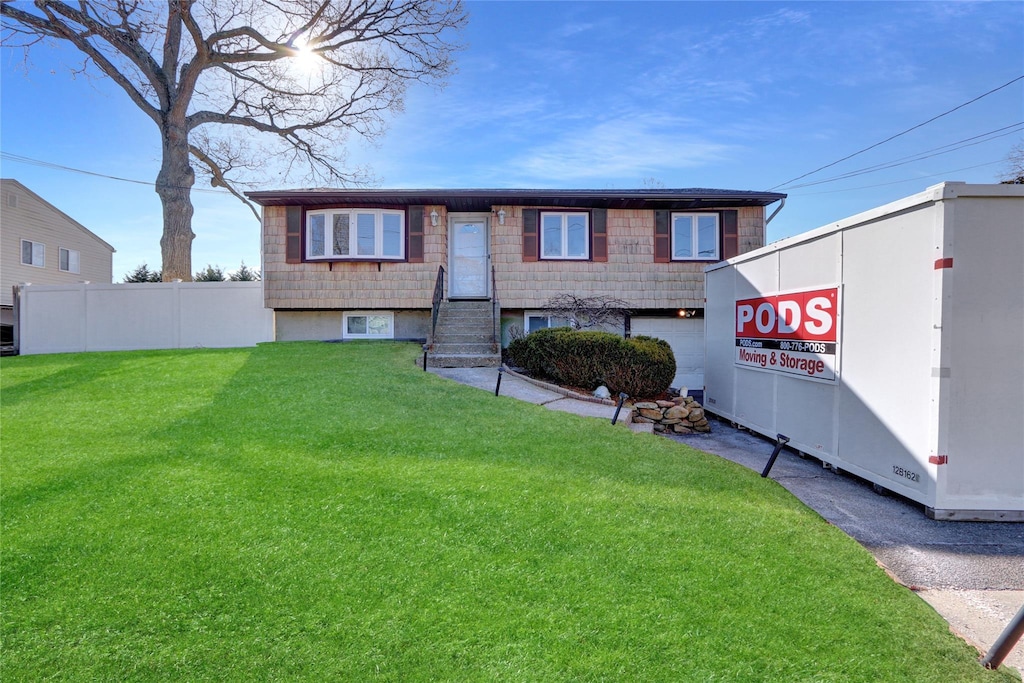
[735,287,839,380]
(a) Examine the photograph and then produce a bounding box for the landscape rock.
[664,405,689,420]
[630,397,711,435]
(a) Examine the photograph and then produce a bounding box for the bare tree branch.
[0,0,467,279]
[544,294,631,331]
[188,143,260,222]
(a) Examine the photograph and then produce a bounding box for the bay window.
[306,209,405,260]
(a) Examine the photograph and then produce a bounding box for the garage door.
[631,317,705,391]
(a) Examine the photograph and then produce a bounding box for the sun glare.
[292,41,321,74]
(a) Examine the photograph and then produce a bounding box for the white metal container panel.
[732,368,776,436]
[704,267,736,413]
[837,206,936,503]
[776,375,836,459]
[734,252,779,300]
[940,195,1024,513]
[778,233,841,292]
[630,316,705,390]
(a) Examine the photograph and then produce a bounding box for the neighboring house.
[246,188,785,388]
[0,179,116,343]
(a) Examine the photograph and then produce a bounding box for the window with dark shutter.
[522,208,539,262]
[407,205,424,263]
[654,210,670,263]
[591,209,608,262]
[722,210,739,260]
[286,206,303,264]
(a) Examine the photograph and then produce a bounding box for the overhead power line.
[0,152,232,195]
[788,159,1004,196]
[781,123,1023,190]
[768,74,1024,191]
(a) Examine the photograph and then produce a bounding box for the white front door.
[449,214,490,298]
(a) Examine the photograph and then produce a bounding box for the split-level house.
[247,188,785,390]
[0,179,115,346]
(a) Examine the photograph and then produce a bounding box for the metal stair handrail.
[430,265,445,346]
[491,264,500,351]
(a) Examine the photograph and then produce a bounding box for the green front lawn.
[1,342,1014,681]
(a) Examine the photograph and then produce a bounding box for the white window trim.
[306,208,406,261]
[342,311,395,340]
[21,239,45,268]
[540,211,590,260]
[59,247,81,274]
[671,212,720,261]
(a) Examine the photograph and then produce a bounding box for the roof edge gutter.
[765,197,786,226]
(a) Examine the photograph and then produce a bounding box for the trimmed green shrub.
[506,328,676,398]
[604,335,677,398]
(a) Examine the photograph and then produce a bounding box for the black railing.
[491,264,500,351]
[430,265,445,345]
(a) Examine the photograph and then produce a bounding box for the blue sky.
[2,1,1022,279]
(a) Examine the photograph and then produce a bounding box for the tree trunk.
[156,118,196,281]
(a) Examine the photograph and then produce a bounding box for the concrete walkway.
[429,365,1024,674]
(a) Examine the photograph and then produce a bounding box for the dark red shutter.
[654,210,670,263]
[286,206,302,264]
[522,208,539,262]
[721,210,739,260]
[407,205,424,263]
[591,209,608,262]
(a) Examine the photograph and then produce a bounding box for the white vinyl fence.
[15,281,274,355]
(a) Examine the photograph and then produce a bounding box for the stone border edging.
[500,365,619,407]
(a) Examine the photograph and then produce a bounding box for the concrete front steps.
[428,300,501,368]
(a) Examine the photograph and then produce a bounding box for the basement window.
[525,312,570,334]
[343,312,394,340]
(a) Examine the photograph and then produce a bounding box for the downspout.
[765,197,786,226]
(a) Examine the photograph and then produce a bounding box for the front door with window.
[449,214,490,298]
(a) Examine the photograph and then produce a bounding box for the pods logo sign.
[736,288,838,342]
[735,288,839,380]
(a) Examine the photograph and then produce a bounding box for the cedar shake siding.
[262,205,445,310]
[252,189,783,312]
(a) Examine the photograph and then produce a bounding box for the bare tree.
[999,141,1024,184]
[544,294,630,331]
[1,0,466,280]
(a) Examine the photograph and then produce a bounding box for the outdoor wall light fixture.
[430,209,439,227]
[677,309,690,318]
[497,209,506,225]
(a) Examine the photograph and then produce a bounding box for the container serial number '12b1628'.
[892,465,920,483]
